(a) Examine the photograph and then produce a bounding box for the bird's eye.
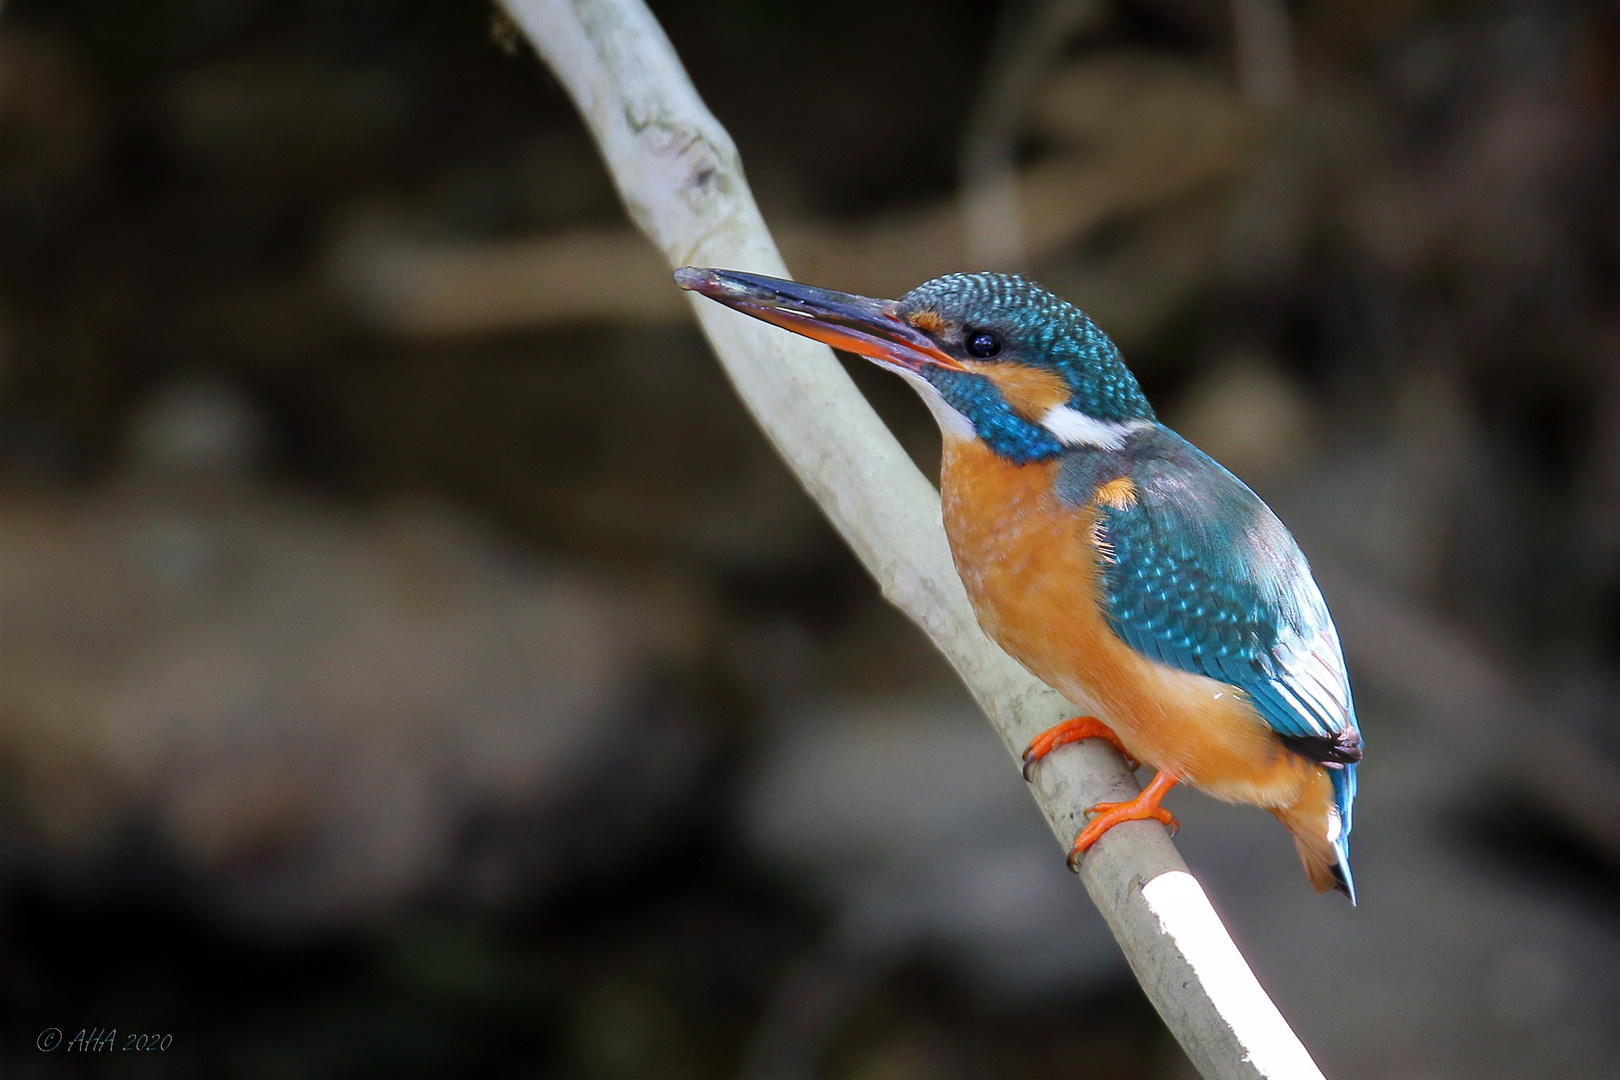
[965,329,1001,359]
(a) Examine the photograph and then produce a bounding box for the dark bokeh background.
[1,1,1616,1077]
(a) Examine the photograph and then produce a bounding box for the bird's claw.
[1062,772,1182,871]
[1021,716,1136,782]
[1087,801,1179,832]
[1066,805,1180,872]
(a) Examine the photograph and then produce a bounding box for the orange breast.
[939,436,1317,810]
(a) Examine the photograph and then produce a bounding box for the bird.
[675,266,1362,903]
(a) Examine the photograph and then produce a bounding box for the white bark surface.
[498,3,1326,1077]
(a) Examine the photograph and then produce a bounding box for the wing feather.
[1089,432,1361,762]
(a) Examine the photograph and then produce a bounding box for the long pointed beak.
[674,267,963,373]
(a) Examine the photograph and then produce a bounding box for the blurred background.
[1,1,1616,1077]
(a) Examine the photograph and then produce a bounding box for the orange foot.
[1066,769,1182,872]
[1022,716,1137,780]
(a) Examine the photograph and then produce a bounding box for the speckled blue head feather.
[900,272,1153,440]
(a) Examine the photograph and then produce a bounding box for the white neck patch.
[1040,406,1149,450]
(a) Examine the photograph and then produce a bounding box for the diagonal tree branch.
[497,3,1325,1077]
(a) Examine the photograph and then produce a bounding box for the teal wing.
[1085,427,1363,900]
[1088,431,1362,765]
[1047,423,1363,898]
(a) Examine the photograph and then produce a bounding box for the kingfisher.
[675,267,1361,902]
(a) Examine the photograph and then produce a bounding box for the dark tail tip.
[1330,861,1357,906]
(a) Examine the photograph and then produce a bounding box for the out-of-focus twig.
[1232,0,1296,108]
[495,2,1322,1077]
[958,0,1102,270]
[333,55,1247,337]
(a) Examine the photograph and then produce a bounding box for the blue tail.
[1329,762,1357,905]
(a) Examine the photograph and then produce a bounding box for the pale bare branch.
[496,3,1324,1077]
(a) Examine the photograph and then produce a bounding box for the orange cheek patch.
[965,361,1071,420]
[908,309,946,335]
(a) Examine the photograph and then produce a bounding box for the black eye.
[965,329,1001,359]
